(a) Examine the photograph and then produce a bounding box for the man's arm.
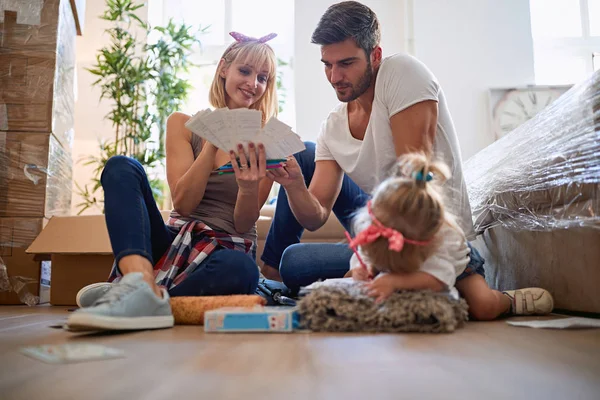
[267,158,344,231]
[389,99,438,157]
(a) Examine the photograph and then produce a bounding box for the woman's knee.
[101,155,143,184]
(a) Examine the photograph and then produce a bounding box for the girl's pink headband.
[347,200,431,253]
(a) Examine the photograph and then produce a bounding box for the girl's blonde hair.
[352,152,452,274]
[209,41,278,125]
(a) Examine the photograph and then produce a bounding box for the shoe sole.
[76,282,112,308]
[67,313,174,331]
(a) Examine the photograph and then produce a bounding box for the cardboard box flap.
[27,215,113,255]
[26,211,171,255]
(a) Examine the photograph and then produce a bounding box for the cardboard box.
[0,217,49,304]
[0,0,76,150]
[0,131,72,218]
[26,215,115,306]
[204,307,299,332]
[27,212,171,306]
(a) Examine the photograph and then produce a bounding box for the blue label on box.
[205,307,299,333]
[40,261,51,287]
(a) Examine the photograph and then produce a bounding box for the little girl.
[346,153,554,320]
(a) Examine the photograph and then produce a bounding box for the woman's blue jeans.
[101,155,258,296]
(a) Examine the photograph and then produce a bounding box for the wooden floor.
[0,306,599,400]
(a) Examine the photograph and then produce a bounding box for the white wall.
[413,0,535,159]
[72,2,148,214]
[294,0,410,142]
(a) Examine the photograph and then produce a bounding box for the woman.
[68,32,279,331]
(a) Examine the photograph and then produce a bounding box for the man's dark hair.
[311,1,381,57]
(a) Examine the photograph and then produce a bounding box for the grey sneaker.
[66,272,174,331]
[76,282,113,308]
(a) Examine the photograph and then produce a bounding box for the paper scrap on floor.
[185,108,305,159]
[298,278,356,295]
[21,343,125,364]
[507,317,600,329]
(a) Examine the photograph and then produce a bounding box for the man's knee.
[279,244,305,287]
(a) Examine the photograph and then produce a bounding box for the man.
[261,1,554,319]
[259,1,474,291]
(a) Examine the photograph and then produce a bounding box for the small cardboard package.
[204,306,299,333]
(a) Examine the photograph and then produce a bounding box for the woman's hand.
[230,142,266,193]
[266,156,304,188]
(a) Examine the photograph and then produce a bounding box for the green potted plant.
[76,0,203,214]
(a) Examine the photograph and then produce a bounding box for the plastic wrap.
[0,218,46,306]
[52,0,77,147]
[0,257,39,306]
[465,71,600,233]
[0,0,76,150]
[0,132,73,218]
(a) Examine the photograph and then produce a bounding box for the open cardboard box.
[26,212,170,305]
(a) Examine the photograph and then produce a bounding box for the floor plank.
[0,306,598,400]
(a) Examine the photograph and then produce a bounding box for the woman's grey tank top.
[170,134,257,243]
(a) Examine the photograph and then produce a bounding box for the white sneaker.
[503,288,554,315]
[67,273,174,331]
[76,282,113,308]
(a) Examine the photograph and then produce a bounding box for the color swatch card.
[21,343,125,364]
[185,108,305,159]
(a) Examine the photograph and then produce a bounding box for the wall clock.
[489,85,571,140]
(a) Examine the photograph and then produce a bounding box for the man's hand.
[266,156,304,188]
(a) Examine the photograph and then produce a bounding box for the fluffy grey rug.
[298,282,469,333]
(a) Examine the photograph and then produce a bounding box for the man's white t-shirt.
[316,53,474,238]
[349,223,471,297]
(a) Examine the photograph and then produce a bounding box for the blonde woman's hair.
[352,152,452,274]
[209,41,278,125]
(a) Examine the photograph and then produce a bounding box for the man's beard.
[336,61,373,102]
